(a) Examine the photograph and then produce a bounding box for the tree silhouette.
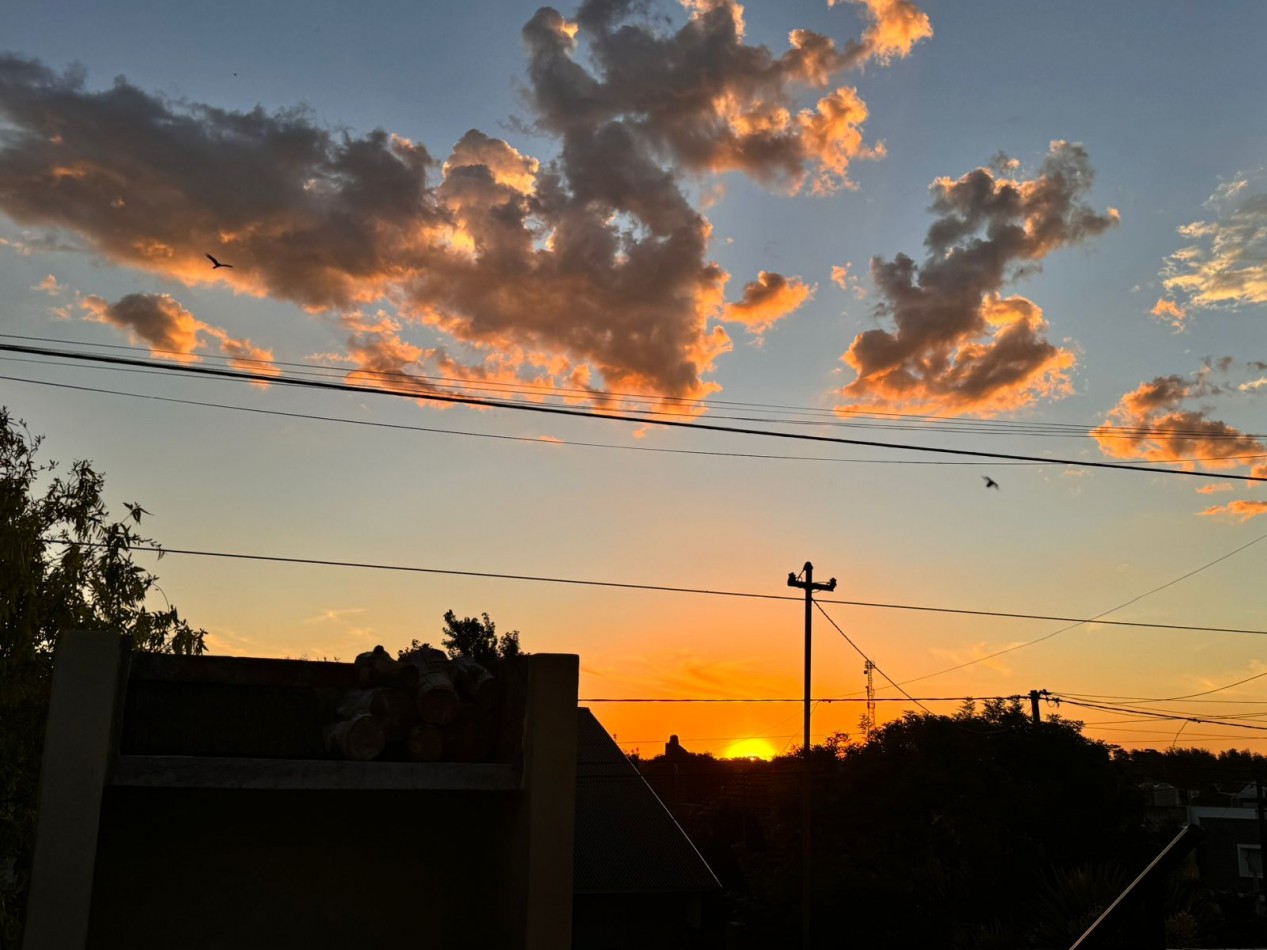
[0,408,206,946]
[637,700,1162,947]
[399,610,523,668]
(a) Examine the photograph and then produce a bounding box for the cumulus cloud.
[80,292,278,383]
[1200,500,1267,522]
[1090,366,1266,470]
[526,0,929,194]
[836,142,1118,416]
[0,2,930,407]
[722,270,813,333]
[1152,170,1267,325]
[839,0,933,63]
[81,293,204,361]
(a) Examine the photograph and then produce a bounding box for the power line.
[0,372,1053,468]
[1076,723,1267,742]
[577,695,999,703]
[1155,670,1267,702]
[9,370,1262,470]
[1056,691,1267,706]
[873,529,1267,689]
[41,538,1267,637]
[1054,697,1267,733]
[1062,695,1267,706]
[10,331,1265,443]
[7,365,1261,468]
[814,601,936,716]
[8,342,1266,482]
[1054,669,1267,706]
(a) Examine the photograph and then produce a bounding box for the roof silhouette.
[573,708,720,894]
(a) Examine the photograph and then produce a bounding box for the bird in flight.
[982,476,1000,490]
[123,502,152,523]
[206,253,233,269]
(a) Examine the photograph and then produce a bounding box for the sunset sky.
[3,0,1266,757]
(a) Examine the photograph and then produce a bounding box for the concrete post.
[24,631,128,950]
[520,653,579,950]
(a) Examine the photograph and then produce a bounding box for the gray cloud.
[0,0,930,404]
[524,0,928,193]
[80,292,278,378]
[836,142,1118,415]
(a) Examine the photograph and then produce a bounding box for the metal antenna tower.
[863,659,876,738]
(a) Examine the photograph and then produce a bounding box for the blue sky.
[3,0,1266,755]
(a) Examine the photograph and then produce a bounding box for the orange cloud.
[840,0,934,63]
[204,329,280,387]
[1195,483,1234,494]
[1150,297,1186,328]
[1200,500,1267,522]
[443,129,539,194]
[1091,371,1265,470]
[831,262,866,298]
[81,292,278,383]
[81,293,203,362]
[836,142,1117,416]
[722,271,813,333]
[798,86,880,193]
[524,0,928,194]
[34,273,61,295]
[0,0,931,406]
[338,311,426,387]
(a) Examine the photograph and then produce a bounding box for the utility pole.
[787,561,836,948]
[1029,689,1042,725]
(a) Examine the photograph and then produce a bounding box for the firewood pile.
[325,646,503,763]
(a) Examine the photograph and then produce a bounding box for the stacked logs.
[324,645,502,763]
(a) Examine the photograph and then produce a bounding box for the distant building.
[1188,789,1267,895]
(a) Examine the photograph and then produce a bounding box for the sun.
[721,737,777,760]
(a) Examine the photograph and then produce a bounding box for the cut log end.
[325,713,386,761]
[404,723,445,762]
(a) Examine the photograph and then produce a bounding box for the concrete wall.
[24,634,578,950]
[89,787,520,948]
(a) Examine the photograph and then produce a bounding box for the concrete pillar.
[520,653,579,950]
[24,631,128,950]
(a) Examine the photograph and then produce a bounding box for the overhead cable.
[7,342,1266,482]
[0,373,1050,467]
[871,529,1267,689]
[1053,697,1267,732]
[814,601,937,716]
[40,538,1267,637]
[9,332,1265,442]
